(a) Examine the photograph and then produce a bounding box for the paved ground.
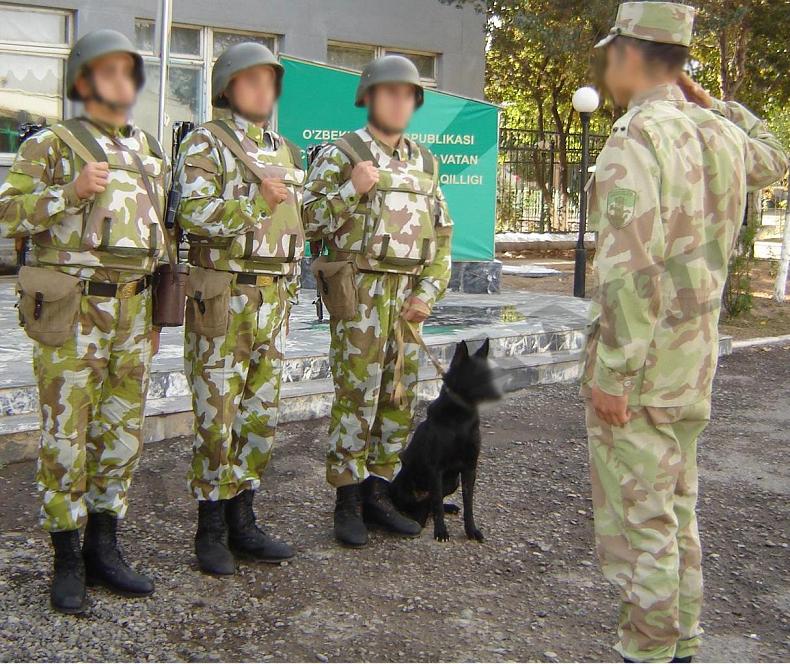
[0,345,788,662]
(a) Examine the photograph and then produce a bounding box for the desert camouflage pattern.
[176,114,305,276]
[303,127,452,485]
[0,119,166,278]
[586,399,709,662]
[325,271,421,486]
[185,277,295,500]
[303,127,453,289]
[582,84,787,407]
[582,84,786,662]
[35,289,152,532]
[595,1,697,48]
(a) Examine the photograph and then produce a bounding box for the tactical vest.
[186,120,305,276]
[329,131,440,275]
[32,118,166,274]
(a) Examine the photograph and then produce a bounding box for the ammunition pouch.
[311,256,358,321]
[16,266,82,346]
[185,266,233,338]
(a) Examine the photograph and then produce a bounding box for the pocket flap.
[186,266,233,300]
[17,266,81,301]
[310,256,353,280]
[184,154,220,175]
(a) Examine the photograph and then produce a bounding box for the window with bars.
[133,20,277,150]
[327,41,438,88]
[0,3,73,159]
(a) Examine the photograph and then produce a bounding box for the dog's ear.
[474,338,490,359]
[450,340,470,368]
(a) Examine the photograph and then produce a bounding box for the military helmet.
[66,29,145,101]
[355,55,424,108]
[212,42,284,108]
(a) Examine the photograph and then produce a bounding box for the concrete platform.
[0,279,732,464]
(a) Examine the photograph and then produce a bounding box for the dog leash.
[392,319,446,407]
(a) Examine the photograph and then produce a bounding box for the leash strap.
[391,317,446,407]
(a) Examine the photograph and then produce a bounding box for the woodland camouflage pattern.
[0,120,166,279]
[582,83,786,662]
[185,278,294,500]
[176,113,301,501]
[177,115,305,276]
[595,1,697,49]
[303,128,453,486]
[0,118,164,533]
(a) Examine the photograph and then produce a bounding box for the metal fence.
[497,126,608,233]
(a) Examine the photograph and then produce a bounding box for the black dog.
[390,338,502,542]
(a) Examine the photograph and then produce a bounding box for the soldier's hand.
[74,161,110,199]
[260,177,289,212]
[677,73,713,109]
[591,386,631,427]
[351,161,379,195]
[403,296,431,323]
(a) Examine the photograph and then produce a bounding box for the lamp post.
[571,86,600,298]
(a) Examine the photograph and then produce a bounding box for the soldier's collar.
[628,83,686,110]
[232,113,277,149]
[363,125,411,161]
[82,115,134,138]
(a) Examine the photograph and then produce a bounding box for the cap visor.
[594,33,616,49]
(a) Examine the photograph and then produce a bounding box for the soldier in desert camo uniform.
[303,55,454,547]
[0,30,167,613]
[175,43,302,575]
[582,3,788,661]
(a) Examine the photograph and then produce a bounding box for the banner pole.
[156,0,173,144]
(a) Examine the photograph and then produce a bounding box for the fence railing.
[497,126,607,234]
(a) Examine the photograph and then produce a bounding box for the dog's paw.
[443,503,461,515]
[434,525,450,542]
[465,526,485,542]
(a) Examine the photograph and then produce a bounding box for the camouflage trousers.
[327,271,420,487]
[185,278,291,501]
[34,290,152,532]
[586,398,710,662]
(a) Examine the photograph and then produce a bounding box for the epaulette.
[610,106,641,137]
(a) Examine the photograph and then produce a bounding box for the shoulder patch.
[606,188,638,229]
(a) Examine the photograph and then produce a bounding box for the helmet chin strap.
[85,72,135,114]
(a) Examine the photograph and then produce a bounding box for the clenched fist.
[73,161,110,199]
[260,177,289,213]
[351,160,379,195]
[677,72,713,109]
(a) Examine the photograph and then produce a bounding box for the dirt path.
[0,346,788,662]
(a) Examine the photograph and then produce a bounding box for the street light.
[572,86,600,298]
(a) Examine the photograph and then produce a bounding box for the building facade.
[0,0,486,173]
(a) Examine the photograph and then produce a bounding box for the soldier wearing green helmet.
[175,41,302,575]
[581,3,787,661]
[0,28,166,613]
[303,55,454,547]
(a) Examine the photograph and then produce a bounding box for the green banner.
[277,55,499,262]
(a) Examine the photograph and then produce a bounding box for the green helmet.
[212,42,284,108]
[66,29,144,101]
[355,55,424,108]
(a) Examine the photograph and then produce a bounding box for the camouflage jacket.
[0,118,168,281]
[175,114,305,277]
[582,83,787,406]
[302,127,453,310]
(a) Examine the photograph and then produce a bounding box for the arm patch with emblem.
[606,188,637,228]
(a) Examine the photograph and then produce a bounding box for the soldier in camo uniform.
[0,30,165,613]
[175,43,301,575]
[303,56,453,547]
[582,3,788,661]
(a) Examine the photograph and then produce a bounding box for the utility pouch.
[185,266,233,338]
[311,256,358,321]
[153,263,189,327]
[16,266,82,346]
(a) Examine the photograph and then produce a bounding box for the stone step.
[0,327,587,419]
[0,348,584,465]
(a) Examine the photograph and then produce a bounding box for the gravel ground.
[0,345,788,663]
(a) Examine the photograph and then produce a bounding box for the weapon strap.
[334,131,377,167]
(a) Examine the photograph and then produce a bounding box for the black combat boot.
[334,484,368,547]
[82,512,154,596]
[50,530,87,614]
[195,500,235,575]
[226,489,294,563]
[672,657,693,663]
[362,477,421,536]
